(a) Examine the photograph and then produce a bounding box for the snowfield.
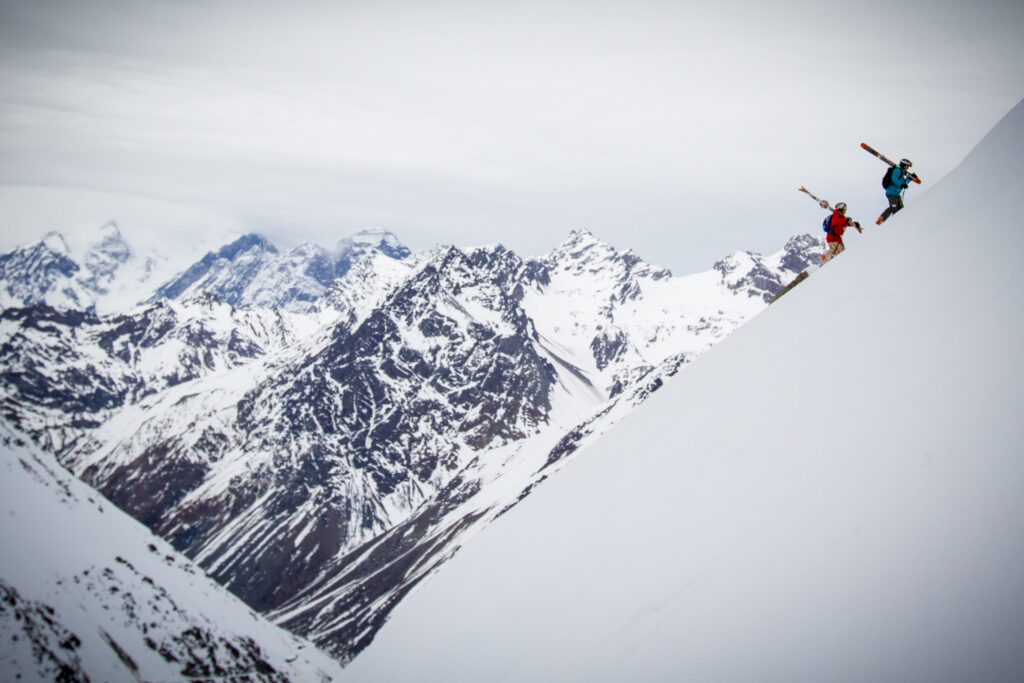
[343,100,1024,681]
[0,433,345,681]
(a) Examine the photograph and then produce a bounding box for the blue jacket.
[886,166,912,197]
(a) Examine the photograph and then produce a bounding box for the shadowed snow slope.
[344,98,1024,682]
[0,438,345,681]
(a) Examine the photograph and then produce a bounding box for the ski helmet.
[900,158,913,168]
[836,202,847,213]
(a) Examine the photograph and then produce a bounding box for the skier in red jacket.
[822,203,862,262]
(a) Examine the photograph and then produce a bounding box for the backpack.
[822,214,835,236]
[882,166,894,189]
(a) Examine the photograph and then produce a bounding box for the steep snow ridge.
[0,436,345,681]
[343,99,1024,681]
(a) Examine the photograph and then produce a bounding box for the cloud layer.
[2,0,1022,272]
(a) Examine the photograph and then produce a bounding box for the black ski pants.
[880,193,904,222]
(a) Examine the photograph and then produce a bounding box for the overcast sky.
[1,0,1022,273]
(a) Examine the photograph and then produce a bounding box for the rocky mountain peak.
[545,229,672,284]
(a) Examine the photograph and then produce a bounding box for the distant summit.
[150,230,413,312]
[0,221,162,313]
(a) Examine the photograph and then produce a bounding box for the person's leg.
[889,193,904,215]
[878,193,904,223]
[823,239,842,262]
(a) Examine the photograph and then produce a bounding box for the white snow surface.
[343,100,1024,682]
[0,434,345,681]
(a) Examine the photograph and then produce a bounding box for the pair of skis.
[860,142,922,184]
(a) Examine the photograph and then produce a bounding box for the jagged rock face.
[0,226,826,664]
[78,245,560,617]
[715,233,822,303]
[0,235,83,308]
[778,233,824,274]
[262,245,554,460]
[0,298,298,458]
[154,234,281,301]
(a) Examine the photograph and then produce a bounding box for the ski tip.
[860,142,868,148]
[913,177,922,184]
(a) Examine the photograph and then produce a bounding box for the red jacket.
[826,210,853,243]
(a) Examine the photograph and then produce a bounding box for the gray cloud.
[2,0,1023,272]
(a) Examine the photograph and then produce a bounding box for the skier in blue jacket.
[876,158,914,224]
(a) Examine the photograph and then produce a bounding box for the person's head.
[899,158,913,170]
[836,202,847,214]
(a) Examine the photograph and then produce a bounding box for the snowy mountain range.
[1,214,823,670]
[344,100,1024,681]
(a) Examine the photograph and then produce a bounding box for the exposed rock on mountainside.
[0,225,822,662]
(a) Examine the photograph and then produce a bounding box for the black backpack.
[881,166,894,189]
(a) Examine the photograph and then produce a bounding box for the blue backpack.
[822,214,836,236]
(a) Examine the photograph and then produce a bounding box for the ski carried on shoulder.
[799,186,863,233]
[860,143,922,183]
[798,186,833,210]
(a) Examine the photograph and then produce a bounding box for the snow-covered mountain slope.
[0,295,319,458]
[523,230,821,398]
[0,434,344,681]
[0,216,821,672]
[1,227,822,663]
[343,100,1024,682]
[0,221,167,314]
[151,229,413,313]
